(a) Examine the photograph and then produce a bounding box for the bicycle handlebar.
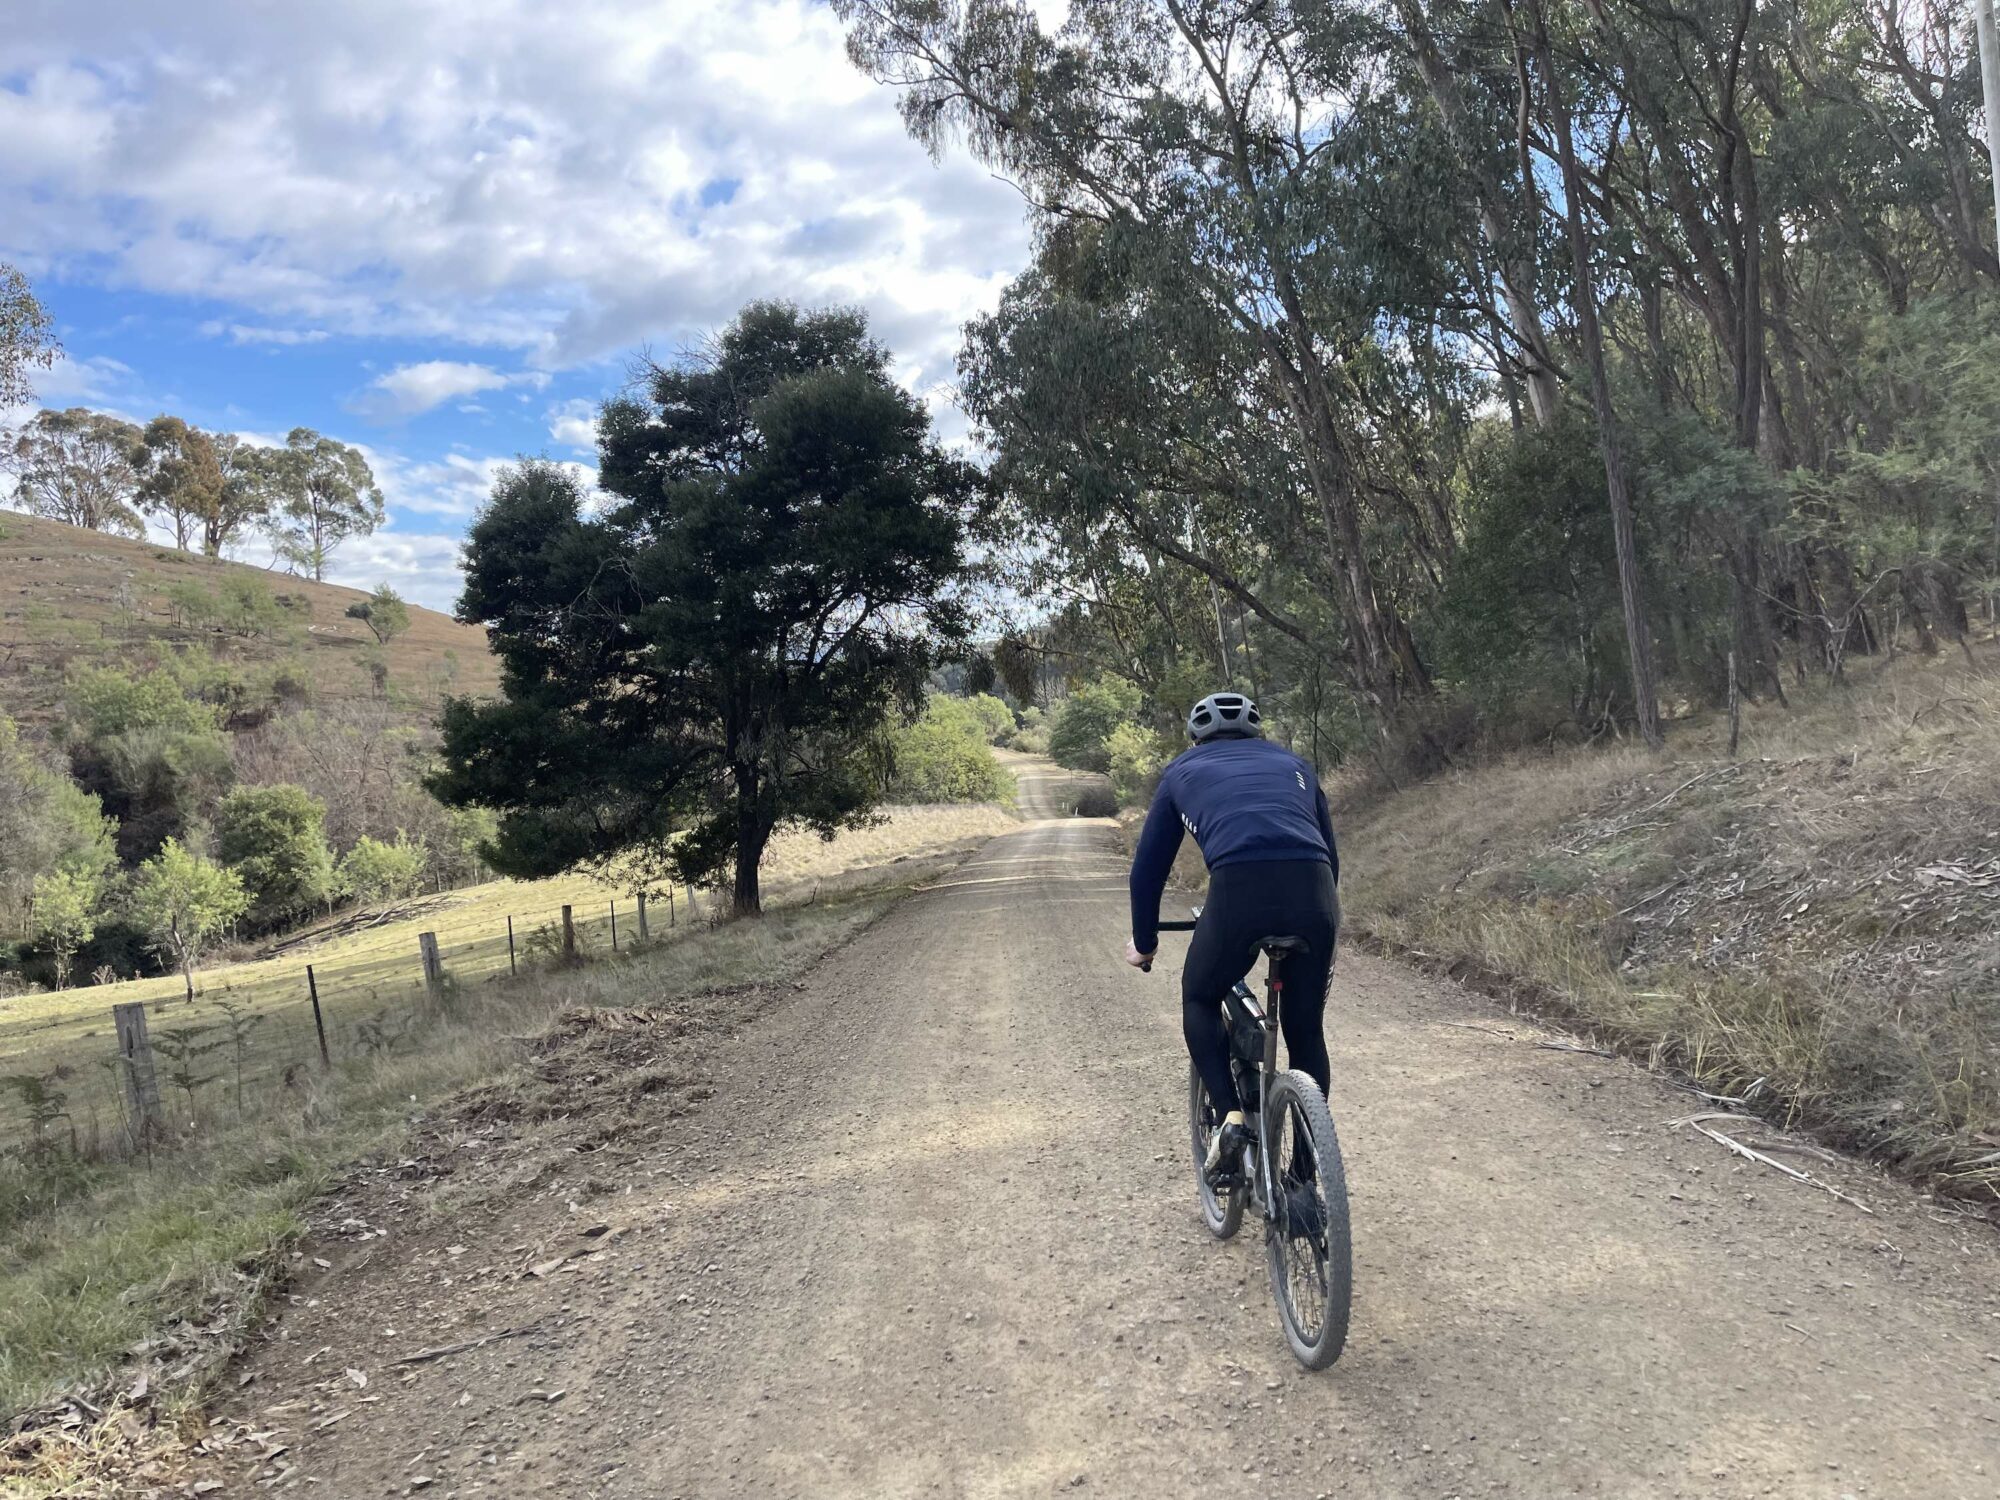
[1138,917,1200,971]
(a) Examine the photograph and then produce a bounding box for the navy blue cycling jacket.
[1128,735,1339,954]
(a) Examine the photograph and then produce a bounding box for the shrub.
[30,869,100,990]
[1106,722,1170,806]
[216,783,335,929]
[163,581,219,631]
[1047,676,1142,773]
[336,832,429,906]
[216,573,288,639]
[1010,705,1049,755]
[885,699,1011,802]
[345,585,411,647]
[1072,784,1119,818]
[963,692,1016,744]
[65,664,222,742]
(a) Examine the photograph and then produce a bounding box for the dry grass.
[0,508,500,731]
[1336,646,2000,1199]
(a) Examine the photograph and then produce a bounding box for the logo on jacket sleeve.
[1296,770,1308,790]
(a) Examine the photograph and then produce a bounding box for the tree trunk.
[731,762,769,918]
[1530,0,1664,750]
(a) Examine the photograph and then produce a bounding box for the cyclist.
[1124,692,1340,1196]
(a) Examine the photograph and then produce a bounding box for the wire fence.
[0,884,717,1158]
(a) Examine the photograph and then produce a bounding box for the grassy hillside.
[1334,645,2000,1202]
[0,508,498,731]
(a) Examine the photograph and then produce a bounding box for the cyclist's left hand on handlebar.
[1124,940,1156,970]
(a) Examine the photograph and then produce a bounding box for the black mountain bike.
[1152,916,1352,1369]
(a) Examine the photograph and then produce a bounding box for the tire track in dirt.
[211,770,2000,1499]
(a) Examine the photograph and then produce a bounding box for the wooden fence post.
[1727,649,1742,758]
[636,892,650,943]
[112,1002,165,1142]
[507,914,517,976]
[419,932,444,1000]
[307,964,330,1070]
[561,905,575,959]
[610,899,619,951]
[668,886,676,928]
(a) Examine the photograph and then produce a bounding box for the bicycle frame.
[1224,962,1286,1221]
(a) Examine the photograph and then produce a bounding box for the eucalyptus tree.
[267,428,385,580]
[0,263,60,409]
[1,408,146,535]
[135,416,225,552]
[839,0,1471,709]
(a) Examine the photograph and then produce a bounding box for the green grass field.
[0,802,1017,1146]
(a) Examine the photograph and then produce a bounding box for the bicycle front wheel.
[1262,1069,1352,1369]
[1188,1064,1245,1240]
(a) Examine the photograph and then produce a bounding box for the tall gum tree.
[837,0,1444,709]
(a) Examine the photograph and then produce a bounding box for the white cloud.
[0,1,1034,390]
[199,321,330,347]
[351,361,519,420]
[327,447,600,607]
[359,443,599,519]
[25,352,134,406]
[324,528,468,614]
[547,398,598,451]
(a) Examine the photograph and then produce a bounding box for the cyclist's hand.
[1124,940,1156,970]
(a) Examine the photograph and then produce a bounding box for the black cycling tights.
[1181,859,1339,1116]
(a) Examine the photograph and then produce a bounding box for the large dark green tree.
[433,302,982,915]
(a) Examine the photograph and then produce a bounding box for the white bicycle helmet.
[1187,691,1261,743]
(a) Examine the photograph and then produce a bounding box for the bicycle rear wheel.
[1187,1064,1245,1239]
[1262,1069,1352,1369]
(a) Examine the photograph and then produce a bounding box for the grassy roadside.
[1332,648,2000,1202]
[0,808,1013,1483]
[0,888,910,1429]
[0,803,1017,1141]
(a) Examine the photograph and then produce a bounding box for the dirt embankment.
[1336,652,2000,1202]
[173,763,2000,1499]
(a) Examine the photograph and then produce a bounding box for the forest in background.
[840,0,2000,770]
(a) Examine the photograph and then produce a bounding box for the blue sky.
[2,0,1051,609]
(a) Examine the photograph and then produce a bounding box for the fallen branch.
[1674,1113,1874,1214]
[1536,1040,1615,1058]
[390,1321,544,1367]
[1441,1022,1517,1039]
[1635,765,1736,818]
[1616,878,1687,917]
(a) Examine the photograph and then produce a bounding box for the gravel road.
[213,758,2000,1499]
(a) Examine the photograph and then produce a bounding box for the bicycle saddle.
[1258,935,1308,957]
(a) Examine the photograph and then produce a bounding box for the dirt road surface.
[212,758,2000,1499]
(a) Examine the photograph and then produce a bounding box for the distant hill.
[0,508,499,731]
